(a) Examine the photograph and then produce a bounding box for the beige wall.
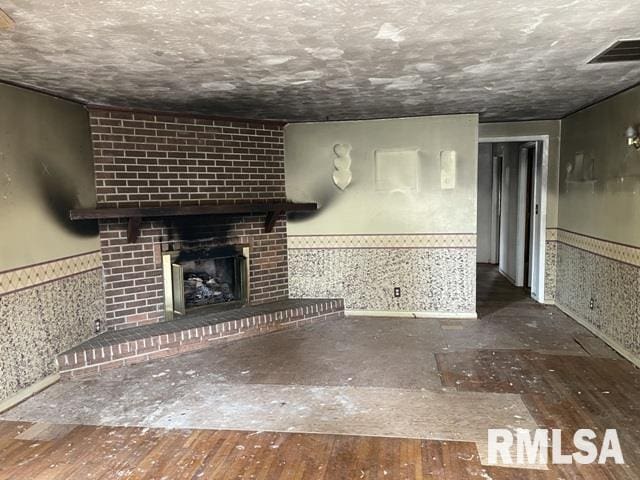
[285,114,479,235]
[0,84,103,404]
[285,115,478,316]
[479,120,561,229]
[558,85,640,247]
[0,83,98,271]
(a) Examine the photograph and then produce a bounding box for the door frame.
[489,152,501,264]
[478,135,549,303]
[515,144,530,288]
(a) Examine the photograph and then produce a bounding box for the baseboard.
[555,301,640,368]
[498,268,518,286]
[345,310,478,319]
[0,373,60,414]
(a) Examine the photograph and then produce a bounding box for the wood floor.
[1,265,639,479]
[0,420,543,479]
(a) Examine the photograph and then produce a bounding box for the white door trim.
[478,135,549,303]
[515,145,529,287]
[490,153,500,264]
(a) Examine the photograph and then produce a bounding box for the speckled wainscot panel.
[544,240,557,304]
[0,269,105,402]
[555,242,640,360]
[288,247,476,314]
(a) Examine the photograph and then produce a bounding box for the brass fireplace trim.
[162,245,250,321]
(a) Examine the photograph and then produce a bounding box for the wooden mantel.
[69,202,317,243]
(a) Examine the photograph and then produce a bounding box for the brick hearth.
[58,298,344,378]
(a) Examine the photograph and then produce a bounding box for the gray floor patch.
[4,382,536,446]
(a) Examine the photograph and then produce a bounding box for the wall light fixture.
[625,125,640,150]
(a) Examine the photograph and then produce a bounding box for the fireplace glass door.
[163,245,249,319]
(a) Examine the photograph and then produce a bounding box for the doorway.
[476,136,548,303]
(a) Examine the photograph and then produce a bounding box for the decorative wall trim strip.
[547,228,640,267]
[0,251,102,296]
[288,234,477,249]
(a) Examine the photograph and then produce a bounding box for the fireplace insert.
[162,244,249,320]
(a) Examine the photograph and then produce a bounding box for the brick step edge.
[58,299,344,380]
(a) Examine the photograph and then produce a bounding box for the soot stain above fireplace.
[167,216,236,243]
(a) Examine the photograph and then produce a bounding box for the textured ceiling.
[1,0,640,122]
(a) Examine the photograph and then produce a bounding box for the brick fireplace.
[89,107,290,330]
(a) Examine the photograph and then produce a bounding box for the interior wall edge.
[555,301,640,369]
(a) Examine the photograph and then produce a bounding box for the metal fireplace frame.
[162,244,250,321]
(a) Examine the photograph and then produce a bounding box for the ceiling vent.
[0,8,15,29]
[589,40,640,64]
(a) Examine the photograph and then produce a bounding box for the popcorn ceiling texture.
[89,108,290,329]
[1,1,640,121]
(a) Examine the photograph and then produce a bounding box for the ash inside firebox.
[182,257,236,307]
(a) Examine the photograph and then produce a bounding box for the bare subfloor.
[1,265,639,479]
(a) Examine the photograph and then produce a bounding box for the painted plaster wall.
[0,83,98,270]
[558,86,640,247]
[555,84,640,365]
[0,83,103,403]
[285,115,478,315]
[476,143,493,263]
[286,115,478,235]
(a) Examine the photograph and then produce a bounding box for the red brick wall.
[88,108,289,329]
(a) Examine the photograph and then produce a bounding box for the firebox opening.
[162,244,250,321]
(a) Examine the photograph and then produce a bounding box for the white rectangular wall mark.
[440,150,457,189]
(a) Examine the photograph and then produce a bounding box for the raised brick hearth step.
[58,298,344,379]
